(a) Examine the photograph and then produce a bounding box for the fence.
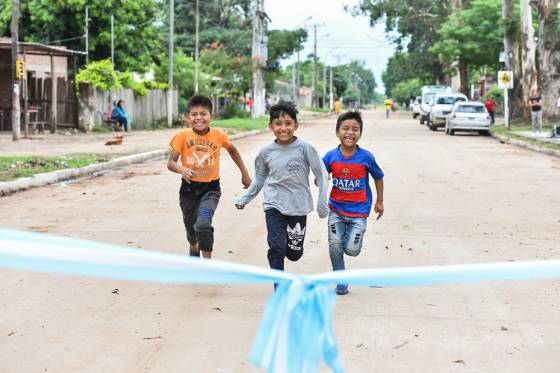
[94,88,179,130]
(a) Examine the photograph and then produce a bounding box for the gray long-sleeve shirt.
[236,138,329,217]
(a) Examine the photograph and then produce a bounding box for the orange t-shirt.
[169,128,232,183]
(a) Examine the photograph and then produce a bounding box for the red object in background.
[485,99,496,112]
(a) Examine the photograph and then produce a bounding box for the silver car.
[412,96,421,119]
[445,101,492,136]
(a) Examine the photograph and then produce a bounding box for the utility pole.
[312,24,317,108]
[329,66,333,110]
[251,0,267,118]
[85,6,89,65]
[322,63,327,108]
[110,14,114,66]
[167,0,174,127]
[194,0,200,93]
[291,57,297,102]
[296,50,300,92]
[11,0,20,141]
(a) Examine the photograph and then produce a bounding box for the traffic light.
[15,60,27,80]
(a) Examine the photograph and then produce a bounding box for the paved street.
[1,110,559,372]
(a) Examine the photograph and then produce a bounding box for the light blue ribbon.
[1,227,560,373]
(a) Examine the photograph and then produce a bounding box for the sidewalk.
[491,118,560,158]
[0,112,331,158]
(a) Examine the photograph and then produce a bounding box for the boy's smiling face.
[270,113,299,144]
[187,105,215,134]
[337,119,362,148]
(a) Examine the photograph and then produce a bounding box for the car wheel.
[449,129,455,136]
[420,117,425,125]
[413,113,418,119]
[479,130,490,136]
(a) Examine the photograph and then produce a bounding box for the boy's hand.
[241,174,252,189]
[180,167,196,182]
[374,201,384,220]
[235,203,245,210]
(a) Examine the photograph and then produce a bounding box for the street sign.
[498,71,513,89]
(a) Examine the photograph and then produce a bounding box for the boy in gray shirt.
[236,102,329,272]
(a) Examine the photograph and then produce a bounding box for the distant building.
[0,37,84,131]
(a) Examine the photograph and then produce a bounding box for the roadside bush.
[76,59,120,91]
[218,101,249,119]
[77,60,167,97]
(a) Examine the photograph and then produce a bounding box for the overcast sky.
[265,0,395,92]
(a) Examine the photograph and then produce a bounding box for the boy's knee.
[286,249,303,262]
[344,246,361,257]
[194,217,212,233]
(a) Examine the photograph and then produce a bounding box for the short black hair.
[187,95,213,113]
[336,110,363,132]
[269,101,298,123]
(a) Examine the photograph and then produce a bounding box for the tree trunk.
[520,0,538,120]
[503,0,525,119]
[458,57,469,96]
[536,0,560,122]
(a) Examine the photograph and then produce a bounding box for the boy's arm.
[367,154,385,220]
[167,148,196,182]
[306,145,329,218]
[235,154,267,209]
[226,144,252,188]
[373,178,384,220]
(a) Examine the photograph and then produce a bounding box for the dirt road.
[1,110,559,373]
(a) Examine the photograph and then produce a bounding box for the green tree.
[352,0,453,83]
[430,0,503,95]
[391,78,422,104]
[0,0,163,72]
[382,52,430,96]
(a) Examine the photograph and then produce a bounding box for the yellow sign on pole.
[497,71,513,89]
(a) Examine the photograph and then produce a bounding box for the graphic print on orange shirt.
[169,128,232,182]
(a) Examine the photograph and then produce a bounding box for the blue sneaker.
[335,285,349,295]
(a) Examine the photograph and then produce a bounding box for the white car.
[420,85,451,125]
[427,93,468,131]
[445,101,492,136]
[412,96,421,119]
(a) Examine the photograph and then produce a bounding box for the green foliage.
[76,59,120,91]
[0,0,163,72]
[218,102,250,119]
[486,85,504,103]
[382,52,430,96]
[92,125,112,133]
[213,116,269,131]
[430,0,503,73]
[0,156,101,181]
[77,60,165,97]
[353,0,450,83]
[392,78,423,104]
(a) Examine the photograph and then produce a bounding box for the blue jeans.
[328,210,367,292]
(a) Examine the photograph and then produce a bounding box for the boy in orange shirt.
[167,95,252,258]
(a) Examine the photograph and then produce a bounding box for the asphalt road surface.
[1,110,559,373]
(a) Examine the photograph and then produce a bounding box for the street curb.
[490,132,560,159]
[0,114,332,196]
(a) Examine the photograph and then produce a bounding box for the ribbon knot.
[250,279,344,373]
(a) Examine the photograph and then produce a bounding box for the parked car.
[445,101,492,136]
[420,85,451,125]
[412,96,421,119]
[427,93,468,131]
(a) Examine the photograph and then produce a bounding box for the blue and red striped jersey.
[322,146,384,218]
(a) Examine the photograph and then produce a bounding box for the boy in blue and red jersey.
[323,110,384,295]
